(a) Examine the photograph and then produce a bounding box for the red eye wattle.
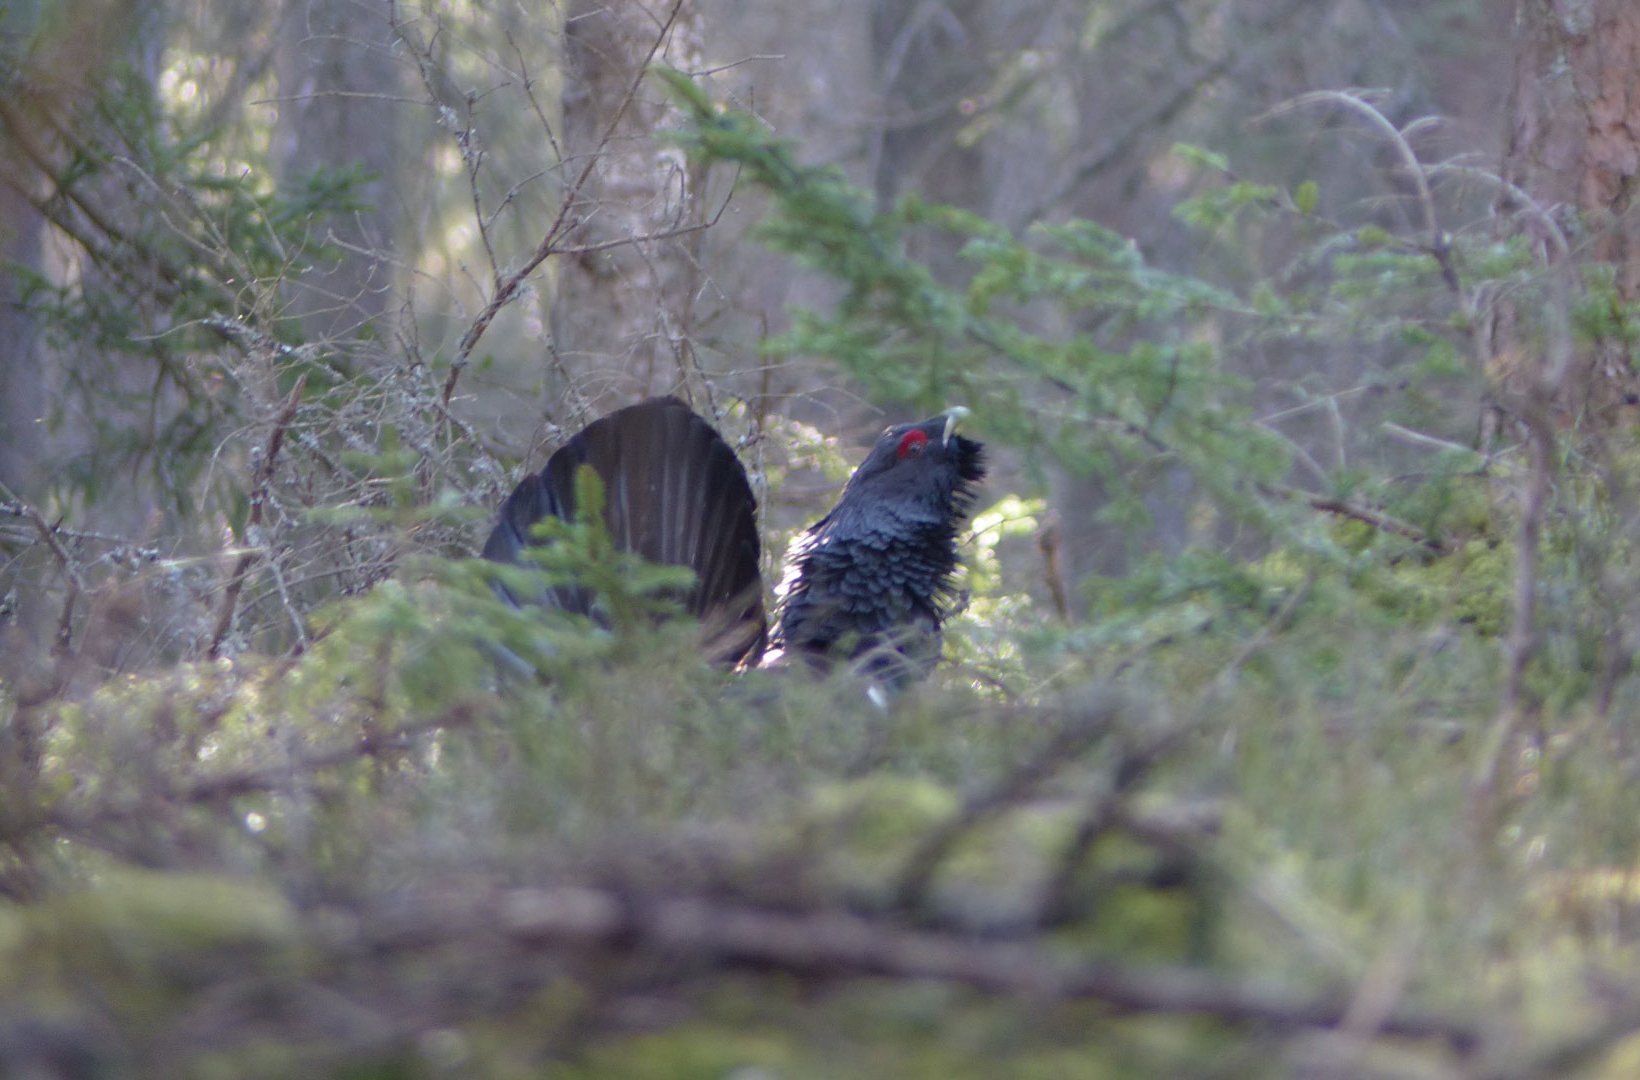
[896,430,929,459]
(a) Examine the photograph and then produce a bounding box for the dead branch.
[208,375,307,659]
[486,884,1482,1052]
[0,505,161,564]
[1468,401,1556,833]
[1036,509,1072,622]
[438,0,687,411]
[1265,482,1452,554]
[0,483,84,653]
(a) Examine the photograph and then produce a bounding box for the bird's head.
[834,406,986,521]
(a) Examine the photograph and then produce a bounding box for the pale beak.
[941,406,970,446]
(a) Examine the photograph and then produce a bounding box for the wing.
[483,396,766,667]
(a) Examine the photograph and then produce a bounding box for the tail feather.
[482,397,766,666]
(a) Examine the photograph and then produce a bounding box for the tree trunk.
[1503,0,1640,417]
[1506,0,1640,296]
[274,0,401,341]
[551,0,705,416]
[0,182,44,496]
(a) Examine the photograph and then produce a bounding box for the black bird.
[769,407,984,687]
[482,397,767,666]
[482,396,985,684]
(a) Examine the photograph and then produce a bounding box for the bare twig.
[1036,509,1071,621]
[0,505,161,562]
[1263,482,1450,554]
[1258,90,1439,248]
[392,4,503,283]
[0,483,84,653]
[208,375,307,659]
[1468,403,1554,828]
[439,0,687,410]
[1254,84,1497,390]
[1465,157,1578,830]
[1428,161,1571,262]
[1380,421,1490,467]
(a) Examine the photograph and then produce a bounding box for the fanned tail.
[482,397,766,667]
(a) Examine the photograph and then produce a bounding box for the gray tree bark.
[551,0,706,415]
[1506,0,1640,294]
[1503,0,1640,415]
[0,182,44,496]
[274,0,402,340]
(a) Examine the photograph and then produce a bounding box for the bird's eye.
[897,430,929,459]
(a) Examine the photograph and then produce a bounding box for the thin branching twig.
[0,483,84,653]
[208,375,307,659]
[436,0,688,411]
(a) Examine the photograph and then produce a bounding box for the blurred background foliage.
[5,0,1640,1076]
